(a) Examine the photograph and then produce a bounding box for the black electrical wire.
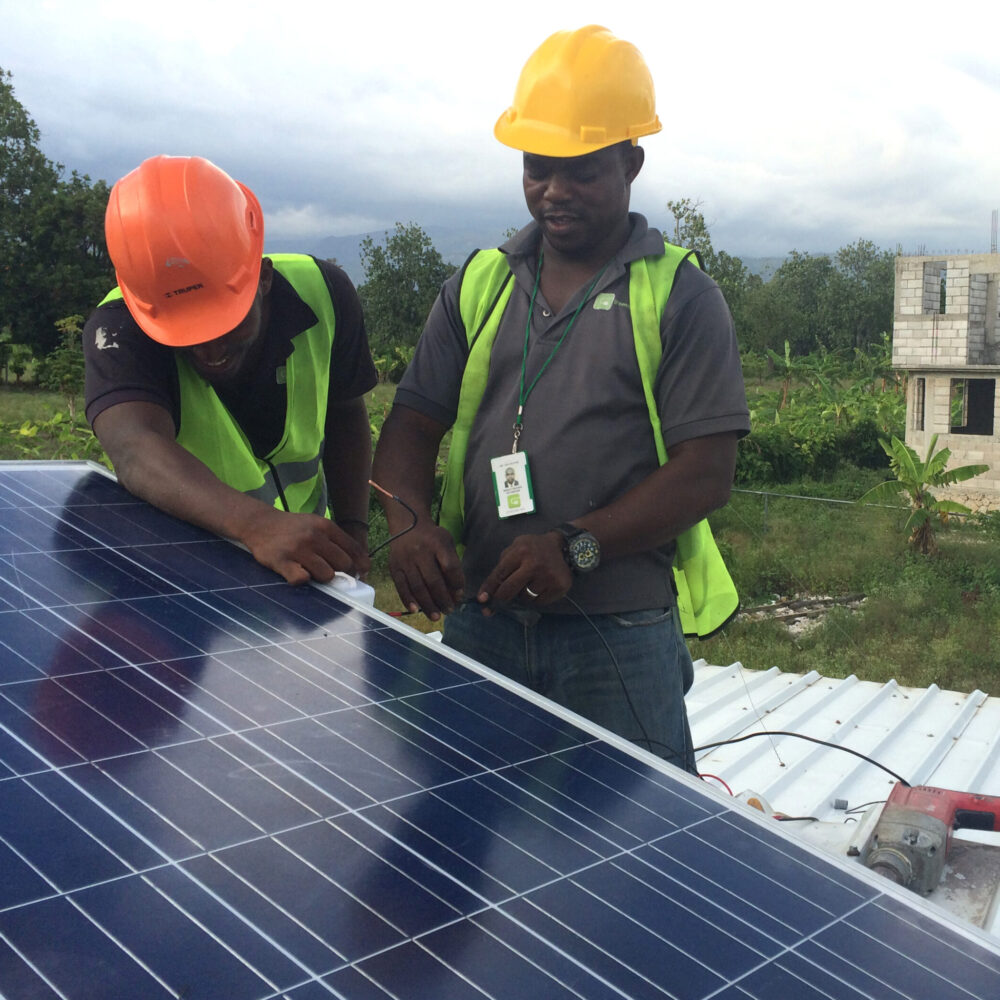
[693,731,911,786]
[367,480,418,558]
[844,799,888,815]
[563,594,690,769]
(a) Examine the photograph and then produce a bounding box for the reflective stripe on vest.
[443,246,739,639]
[100,254,334,516]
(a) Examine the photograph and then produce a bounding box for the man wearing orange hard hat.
[373,26,749,771]
[84,156,376,584]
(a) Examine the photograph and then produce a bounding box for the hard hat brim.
[494,110,661,158]
[119,254,264,349]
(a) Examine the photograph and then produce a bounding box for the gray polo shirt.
[395,214,750,614]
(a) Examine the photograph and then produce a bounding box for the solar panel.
[2,459,1000,1000]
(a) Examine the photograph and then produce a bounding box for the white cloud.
[5,0,1000,256]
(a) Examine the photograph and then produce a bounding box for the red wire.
[700,773,734,796]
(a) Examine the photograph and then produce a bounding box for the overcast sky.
[4,0,1000,261]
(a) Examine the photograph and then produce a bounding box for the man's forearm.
[110,426,277,542]
[371,405,448,531]
[570,432,739,559]
[95,399,368,584]
[323,397,373,527]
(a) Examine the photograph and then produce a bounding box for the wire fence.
[729,486,922,534]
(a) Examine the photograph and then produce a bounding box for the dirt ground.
[933,488,1000,513]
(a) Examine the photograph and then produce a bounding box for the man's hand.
[386,522,464,621]
[371,404,463,621]
[239,508,370,585]
[477,530,573,614]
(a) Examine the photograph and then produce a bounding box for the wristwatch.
[556,523,601,574]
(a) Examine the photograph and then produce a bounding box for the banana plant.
[860,435,988,554]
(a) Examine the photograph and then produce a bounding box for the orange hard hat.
[105,156,264,347]
[495,25,661,158]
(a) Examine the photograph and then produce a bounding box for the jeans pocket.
[607,607,673,629]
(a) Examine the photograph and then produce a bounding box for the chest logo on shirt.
[594,293,628,311]
[94,327,119,350]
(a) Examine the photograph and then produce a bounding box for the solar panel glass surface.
[2,461,1000,1000]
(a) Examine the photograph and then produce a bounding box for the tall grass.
[701,480,1000,694]
[0,388,107,464]
[0,388,72,433]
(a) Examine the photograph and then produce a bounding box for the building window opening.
[949,378,995,435]
[912,377,925,431]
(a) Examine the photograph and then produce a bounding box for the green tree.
[765,339,817,410]
[769,251,835,354]
[35,314,86,420]
[1,326,32,383]
[358,222,454,357]
[666,197,716,268]
[0,326,10,382]
[823,239,894,352]
[741,241,893,356]
[665,198,760,333]
[738,277,801,355]
[0,66,113,355]
[8,342,31,383]
[663,197,893,358]
[1,67,57,337]
[860,435,988,555]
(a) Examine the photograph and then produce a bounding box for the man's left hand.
[477,530,573,613]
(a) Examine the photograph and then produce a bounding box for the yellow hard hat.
[494,25,662,158]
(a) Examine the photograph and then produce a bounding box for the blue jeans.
[443,603,696,772]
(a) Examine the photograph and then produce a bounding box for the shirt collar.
[265,261,319,359]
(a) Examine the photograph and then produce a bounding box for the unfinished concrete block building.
[893,253,1000,493]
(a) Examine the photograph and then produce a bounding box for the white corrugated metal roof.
[689,660,1000,935]
[689,661,1000,814]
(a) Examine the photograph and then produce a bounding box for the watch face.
[568,533,600,572]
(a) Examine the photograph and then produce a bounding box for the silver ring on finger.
[525,586,539,598]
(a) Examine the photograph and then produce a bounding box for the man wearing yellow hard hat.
[84,156,376,584]
[373,26,749,770]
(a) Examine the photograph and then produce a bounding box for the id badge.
[490,452,535,518]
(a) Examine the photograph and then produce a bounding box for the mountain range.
[264,226,785,286]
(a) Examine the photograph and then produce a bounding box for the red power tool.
[864,783,1000,894]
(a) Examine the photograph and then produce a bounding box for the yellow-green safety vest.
[99,253,334,516]
[440,245,739,639]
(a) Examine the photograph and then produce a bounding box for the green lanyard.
[512,252,610,453]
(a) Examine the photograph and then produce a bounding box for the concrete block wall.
[893,317,968,366]
[930,375,952,431]
[945,262,970,316]
[921,260,942,314]
[906,372,1000,493]
[895,263,926,314]
[985,275,1000,362]
[891,256,1000,366]
[969,274,988,364]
